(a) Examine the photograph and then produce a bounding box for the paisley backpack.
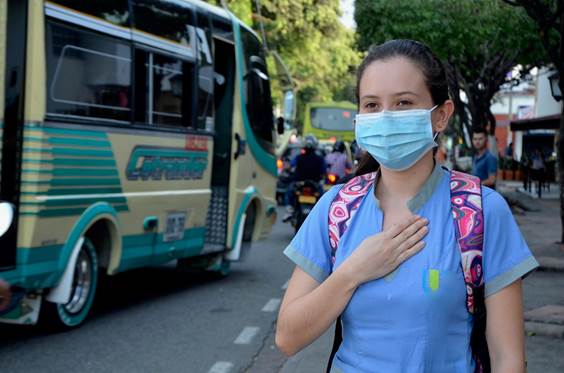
[326,169,490,373]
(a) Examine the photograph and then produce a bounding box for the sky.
[340,0,356,29]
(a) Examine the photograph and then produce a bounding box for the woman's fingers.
[396,240,426,264]
[395,225,428,255]
[391,217,428,245]
[386,215,421,238]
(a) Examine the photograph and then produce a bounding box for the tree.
[355,0,545,143]
[208,0,360,127]
[502,0,564,244]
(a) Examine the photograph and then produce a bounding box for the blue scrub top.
[284,164,538,373]
[472,150,497,182]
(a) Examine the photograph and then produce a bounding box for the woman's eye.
[398,100,412,107]
[363,102,379,111]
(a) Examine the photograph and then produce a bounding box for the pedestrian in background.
[471,127,498,189]
[276,39,537,372]
[325,141,351,179]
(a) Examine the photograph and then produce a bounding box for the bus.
[0,0,285,327]
[302,101,356,144]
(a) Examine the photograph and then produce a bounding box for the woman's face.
[358,56,434,115]
[358,56,453,133]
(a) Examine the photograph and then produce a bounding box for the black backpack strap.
[326,315,342,373]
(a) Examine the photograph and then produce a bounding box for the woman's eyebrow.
[393,91,418,97]
[360,94,380,100]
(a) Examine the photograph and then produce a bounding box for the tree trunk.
[559,10,564,245]
[560,103,564,244]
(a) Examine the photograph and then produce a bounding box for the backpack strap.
[450,170,490,373]
[326,171,376,373]
[449,170,484,315]
[328,172,377,267]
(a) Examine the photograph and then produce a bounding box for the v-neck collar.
[371,163,444,213]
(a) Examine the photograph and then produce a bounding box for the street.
[1,204,564,373]
[0,211,294,373]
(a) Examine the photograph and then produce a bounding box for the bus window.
[311,107,356,132]
[48,0,131,27]
[196,12,214,130]
[241,28,274,154]
[135,50,195,128]
[151,54,183,126]
[132,0,195,48]
[46,21,132,123]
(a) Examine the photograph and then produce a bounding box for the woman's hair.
[355,39,450,176]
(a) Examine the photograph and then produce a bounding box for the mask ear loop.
[430,104,441,141]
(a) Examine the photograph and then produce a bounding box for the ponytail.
[355,152,379,176]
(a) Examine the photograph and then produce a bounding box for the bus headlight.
[0,202,15,237]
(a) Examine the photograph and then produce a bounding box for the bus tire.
[42,237,99,329]
[243,203,256,242]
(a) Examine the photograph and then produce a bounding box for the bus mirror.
[0,202,14,237]
[277,117,285,135]
[244,68,268,82]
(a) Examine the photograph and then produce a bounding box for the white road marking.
[262,298,281,312]
[208,361,234,373]
[234,326,260,344]
[282,279,289,290]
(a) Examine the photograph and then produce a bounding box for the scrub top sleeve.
[482,189,539,297]
[283,185,342,284]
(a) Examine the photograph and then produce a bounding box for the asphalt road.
[0,212,295,373]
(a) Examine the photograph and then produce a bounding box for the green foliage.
[354,0,547,139]
[355,0,543,68]
[207,0,360,124]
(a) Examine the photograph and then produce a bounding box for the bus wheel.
[43,237,98,329]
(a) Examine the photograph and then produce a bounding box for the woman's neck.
[376,152,435,202]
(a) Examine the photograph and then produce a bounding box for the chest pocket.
[422,269,469,335]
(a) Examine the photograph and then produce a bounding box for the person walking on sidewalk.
[276,39,538,372]
[471,127,498,189]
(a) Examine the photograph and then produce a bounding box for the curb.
[537,256,564,272]
[525,321,564,339]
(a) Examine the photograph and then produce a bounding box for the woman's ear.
[432,100,455,133]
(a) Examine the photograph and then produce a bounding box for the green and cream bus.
[0,0,283,327]
[303,101,356,143]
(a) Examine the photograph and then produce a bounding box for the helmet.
[303,134,318,150]
[333,140,345,153]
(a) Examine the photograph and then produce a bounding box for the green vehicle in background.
[302,101,356,144]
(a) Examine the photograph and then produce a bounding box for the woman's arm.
[485,280,526,373]
[275,266,358,356]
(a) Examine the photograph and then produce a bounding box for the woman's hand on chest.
[338,214,429,287]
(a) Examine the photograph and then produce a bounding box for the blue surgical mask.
[355,105,439,171]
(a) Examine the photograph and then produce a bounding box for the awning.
[510,114,560,131]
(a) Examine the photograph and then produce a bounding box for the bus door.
[202,14,234,251]
[0,0,27,269]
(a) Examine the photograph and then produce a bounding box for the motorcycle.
[289,179,321,233]
[323,172,338,192]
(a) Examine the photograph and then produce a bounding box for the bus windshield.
[310,107,355,132]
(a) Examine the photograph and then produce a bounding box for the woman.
[275,40,538,372]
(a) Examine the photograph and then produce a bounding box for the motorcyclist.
[325,140,352,180]
[282,135,326,222]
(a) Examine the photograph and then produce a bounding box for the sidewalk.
[497,180,564,271]
[274,180,564,372]
[497,180,564,341]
